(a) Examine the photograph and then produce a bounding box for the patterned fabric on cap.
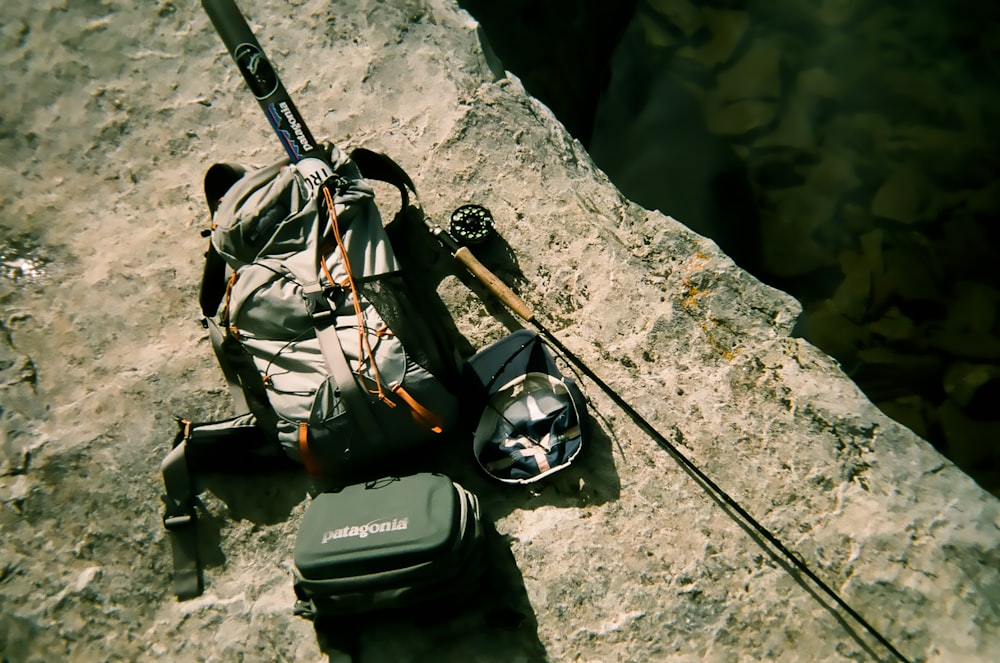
[468,330,586,484]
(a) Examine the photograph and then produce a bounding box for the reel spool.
[449,204,496,246]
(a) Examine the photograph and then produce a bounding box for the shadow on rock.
[433,416,622,524]
[192,469,309,573]
[310,521,547,662]
[199,470,309,524]
[385,203,530,342]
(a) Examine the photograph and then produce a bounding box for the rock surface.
[1,1,997,662]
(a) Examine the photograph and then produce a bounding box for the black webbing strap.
[199,162,247,318]
[160,434,202,599]
[350,148,416,208]
[199,246,229,319]
[311,310,385,448]
[204,318,250,415]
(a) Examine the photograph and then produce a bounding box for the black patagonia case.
[292,473,485,618]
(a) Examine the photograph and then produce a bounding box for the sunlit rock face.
[1,1,998,662]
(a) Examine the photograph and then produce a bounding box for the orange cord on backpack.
[220,271,239,326]
[320,185,393,407]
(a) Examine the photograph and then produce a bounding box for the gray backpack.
[161,145,461,598]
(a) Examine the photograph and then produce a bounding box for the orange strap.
[320,186,391,404]
[298,422,322,477]
[392,385,445,434]
[319,184,443,435]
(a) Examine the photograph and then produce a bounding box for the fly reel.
[449,204,496,246]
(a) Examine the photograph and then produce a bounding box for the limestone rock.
[0,1,997,662]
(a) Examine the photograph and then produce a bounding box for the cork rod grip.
[453,247,535,322]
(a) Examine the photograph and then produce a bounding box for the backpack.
[161,145,462,599]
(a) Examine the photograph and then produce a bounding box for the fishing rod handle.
[453,247,535,322]
[202,0,325,164]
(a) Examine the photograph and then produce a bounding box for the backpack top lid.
[467,330,586,484]
[208,143,400,276]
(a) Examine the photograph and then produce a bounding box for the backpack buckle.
[302,281,342,322]
[163,513,194,529]
[161,495,196,530]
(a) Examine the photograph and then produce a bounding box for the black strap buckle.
[302,281,342,322]
[161,495,196,530]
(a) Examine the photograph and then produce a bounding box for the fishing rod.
[200,1,911,660]
[424,226,912,663]
[202,0,333,197]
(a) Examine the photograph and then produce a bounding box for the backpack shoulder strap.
[199,163,247,318]
[349,147,417,209]
[161,423,201,599]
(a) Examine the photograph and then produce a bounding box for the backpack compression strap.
[160,420,203,599]
[161,414,275,599]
